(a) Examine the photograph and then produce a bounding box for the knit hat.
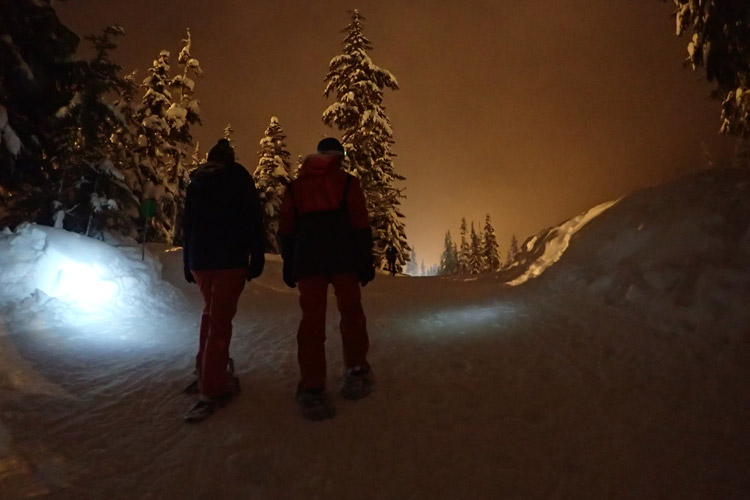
[316,137,345,156]
[207,138,235,165]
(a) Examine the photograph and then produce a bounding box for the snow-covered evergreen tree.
[420,260,425,277]
[253,116,292,253]
[458,217,470,274]
[452,242,459,273]
[671,1,750,138]
[405,247,418,275]
[322,9,408,271]
[0,0,79,227]
[223,123,234,143]
[133,31,203,246]
[481,214,501,272]
[222,123,236,160]
[54,25,140,239]
[189,141,203,170]
[468,222,483,274]
[506,234,520,264]
[165,29,202,245]
[439,231,458,275]
[132,49,174,243]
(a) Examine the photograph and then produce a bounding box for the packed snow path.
[1,253,748,499]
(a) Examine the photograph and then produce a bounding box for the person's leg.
[331,273,369,370]
[193,270,216,376]
[296,275,329,391]
[195,268,246,398]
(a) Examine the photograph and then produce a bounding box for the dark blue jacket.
[182,160,264,271]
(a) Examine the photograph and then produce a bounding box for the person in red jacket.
[182,138,265,422]
[278,137,375,420]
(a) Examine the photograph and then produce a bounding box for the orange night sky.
[57,0,734,267]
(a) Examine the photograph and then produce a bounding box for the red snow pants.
[297,273,370,391]
[192,268,246,398]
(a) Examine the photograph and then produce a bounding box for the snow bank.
[0,223,187,329]
[508,199,618,286]
[535,169,750,333]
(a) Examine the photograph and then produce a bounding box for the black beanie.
[207,138,235,165]
[317,137,345,155]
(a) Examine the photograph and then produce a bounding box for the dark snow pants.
[192,268,246,398]
[297,273,370,391]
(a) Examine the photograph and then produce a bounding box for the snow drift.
[503,168,750,333]
[0,223,187,329]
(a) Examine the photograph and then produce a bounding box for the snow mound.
[507,199,618,286]
[0,223,187,329]
[534,169,750,332]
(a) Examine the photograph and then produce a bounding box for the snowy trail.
[2,252,748,499]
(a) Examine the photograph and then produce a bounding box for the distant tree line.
[437,215,518,276]
[0,2,410,271]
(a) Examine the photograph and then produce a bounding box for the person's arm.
[246,173,265,279]
[347,176,375,285]
[277,186,297,288]
[182,185,196,283]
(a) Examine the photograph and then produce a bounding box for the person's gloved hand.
[282,261,296,288]
[247,253,265,281]
[358,263,375,287]
[184,266,195,284]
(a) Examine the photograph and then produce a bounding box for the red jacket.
[278,154,372,278]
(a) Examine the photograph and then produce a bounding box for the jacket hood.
[299,153,343,177]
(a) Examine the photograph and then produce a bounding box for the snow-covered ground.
[1,169,748,499]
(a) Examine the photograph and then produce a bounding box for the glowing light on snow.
[0,224,186,334]
[414,302,521,336]
[36,249,120,308]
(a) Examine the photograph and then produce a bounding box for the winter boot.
[184,376,241,423]
[183,357,236,395]
[340,365,374,400]
[296,387,335,421]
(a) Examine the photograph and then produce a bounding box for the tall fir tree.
[439,231,458,275]
[189,141,203,170]
[405,247,418,275]
[54,25,140,239]
[468,222,483,274]
[458,217,470,274]
[222,123,236,160]
[165,29,202,245]
[507,234,520,264]
[481,214,501,272]
[322,9,408,271]
[133,49,174,243]
[253,116,292,253]
[0,0,79,227]
[452,242,459,273]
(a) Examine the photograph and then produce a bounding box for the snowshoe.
[184,377,241,423]
[183,357,236,395]
[340,366,374,400]
[296,388,336,421]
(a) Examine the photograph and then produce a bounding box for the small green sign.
[140,199,157,219]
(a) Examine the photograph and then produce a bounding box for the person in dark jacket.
[278,137,375,420]
[182,138,265,422]
[385,242,398,276]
